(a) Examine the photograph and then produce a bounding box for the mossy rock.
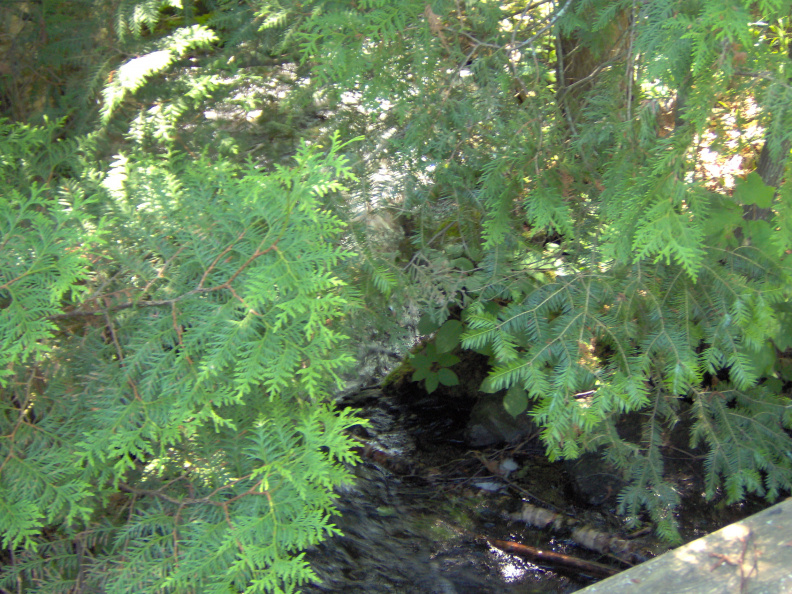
[464,392,538,447]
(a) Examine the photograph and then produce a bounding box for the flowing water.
[302,388,594,593]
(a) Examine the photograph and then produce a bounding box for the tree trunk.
[556,8,630,128]
[744,40,791,221]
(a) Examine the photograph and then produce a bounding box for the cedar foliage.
[1,0,792,590]
[1,115,363,592]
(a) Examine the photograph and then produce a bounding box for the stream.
[300,339,772,594]
[303,387,615,593]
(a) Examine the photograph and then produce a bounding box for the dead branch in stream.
[487,538,619,579]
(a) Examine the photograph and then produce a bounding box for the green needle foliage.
[2,0,792,588]
[1,119,364,592]
[290,0,792,541]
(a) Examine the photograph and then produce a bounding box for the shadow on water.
[303,388,592,593]
[303,381,775,593]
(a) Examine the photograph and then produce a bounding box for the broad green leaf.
[471,343,494,356]
[435,320,463,353]
[483,301,502,316]
[418,314,443,335]
[479,377,498,393]
[702,194,742,244]
[734,172,774,208]
[775,359,792,382]
[743,219,773,251]
[435,352,460,367]
[451,257,474,271]
[412,367,429,381]
[410,352,432,372]
[466,245,483,261]
[437,368,459,386]
[425,374,440,394]
[774,316,792,351]
[747,342,776,376]
[503,386,528,417]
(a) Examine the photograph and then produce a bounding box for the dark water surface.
[302,382,772,593]
[302,389,591,593]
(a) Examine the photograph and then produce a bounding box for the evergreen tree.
[1,0,791,590]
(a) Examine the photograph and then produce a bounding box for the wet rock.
[565,451,625,506]
[473,480,506,493]
[565,413,647,506]
[464,393,538,447]
[498,458,519,477]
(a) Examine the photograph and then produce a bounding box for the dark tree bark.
[555,8,630,129]
[744,40,792,222]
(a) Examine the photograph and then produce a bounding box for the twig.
[625,0,638,122]
[104,309,124,363]
[449,0,573,57]
[198,230,247,289]
[49,297,181,319]
[49,236,280,321]
[708,530,759,593]
[509,502,647,564]
[402,222,456,272]
[555,33,578,136]
[514,0,574,50]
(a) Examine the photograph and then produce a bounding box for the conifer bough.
[1,0,792,590]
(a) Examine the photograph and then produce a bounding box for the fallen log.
[508,503,658,564]
[487,538,619,579]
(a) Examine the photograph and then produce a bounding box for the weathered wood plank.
[577,498,792,594]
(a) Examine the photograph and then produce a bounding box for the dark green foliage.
[410,342,461,394]
[290,0,792,542]
[2,0,792,588]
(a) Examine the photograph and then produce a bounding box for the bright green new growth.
[1,119,364,592]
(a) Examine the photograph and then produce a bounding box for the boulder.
[464,393,538,447]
